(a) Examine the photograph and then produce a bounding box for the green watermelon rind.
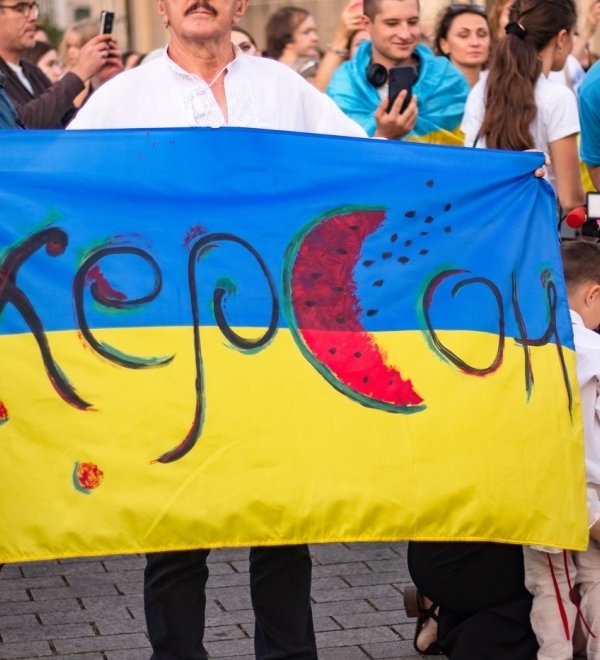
[282,205,426,415]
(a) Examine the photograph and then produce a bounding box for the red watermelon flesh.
[289,209,424,409]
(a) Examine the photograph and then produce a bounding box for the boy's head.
[561,240,600,330]
[364,0,421,69]
[364,0,420,21]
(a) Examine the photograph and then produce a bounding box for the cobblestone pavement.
[0,542,425,660]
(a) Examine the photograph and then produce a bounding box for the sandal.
[403,585,445,656]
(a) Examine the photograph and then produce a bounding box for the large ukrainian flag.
[0,128,588,562]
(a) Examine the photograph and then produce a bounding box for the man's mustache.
[185,1,218,16]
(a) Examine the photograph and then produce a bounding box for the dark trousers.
[407,541,538,660]
[144,545,318,660]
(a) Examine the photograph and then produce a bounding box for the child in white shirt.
[524,240,600,659]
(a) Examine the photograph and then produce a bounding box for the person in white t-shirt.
[68,2,365,660]
[523,240,600,660]
[461,0,584,214]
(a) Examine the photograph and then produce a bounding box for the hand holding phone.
[387,65,417,113]
[100,10,115,35]
[374,87,418,139]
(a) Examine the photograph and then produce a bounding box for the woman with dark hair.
[461,0,584,214]
[407,3,584,658]
[264,6,319,65]
[22,41,63,84]
[231,25,261,56]
[434,4,490,88]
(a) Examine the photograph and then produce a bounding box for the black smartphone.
[100,10,115,35]
[387,65,417,113]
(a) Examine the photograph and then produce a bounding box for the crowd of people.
[4,0,600,658]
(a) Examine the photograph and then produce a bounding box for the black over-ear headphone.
[366,62,388,87]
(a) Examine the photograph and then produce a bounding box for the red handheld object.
[566,207,587,229]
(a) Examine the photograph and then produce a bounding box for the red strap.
[563,550,596,639]
[548,552,572,641]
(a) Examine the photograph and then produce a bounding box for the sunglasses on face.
[446,3,488,17]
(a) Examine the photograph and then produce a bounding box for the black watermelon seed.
[328,347,337,355]
[349,225,359,230]
[333,286,344,292]
[306,300,316,307]
[426,179,434,187]
[363,259,375,267]
[382,251,392,259]
[366,309,378,316]
[337,247,348,255]
[373,279,384,287]
[444,226,452,233]
[420,249,428,255]
[405,210,416,218]
[444,203,452,211]
[425,216,434,223]
[405,240,413,247]
[420,231,428,236]
[388,380,393,385]
[310,272,322,279]
[398,256,410,264]
[362,376,369,383]
[391,233,398,243]
[336,317,346,324]
[354,352,362,358]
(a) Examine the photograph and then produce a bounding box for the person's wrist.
[69,66,87,82]
[374,125,392,139]
[327,43,349,57]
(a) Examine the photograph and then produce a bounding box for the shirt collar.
[571,309,585,327]
[161,44,241,83]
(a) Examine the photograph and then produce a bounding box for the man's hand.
[70,35,121,83]
[373,91,418,139]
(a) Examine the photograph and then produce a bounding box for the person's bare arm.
[549,134,586,212]
[313,0,366,92]
[313,44,349,93]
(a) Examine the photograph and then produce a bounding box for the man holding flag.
[68,0,365,658]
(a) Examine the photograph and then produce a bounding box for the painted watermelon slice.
[283,207,424,412]
[0,401,8,425]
